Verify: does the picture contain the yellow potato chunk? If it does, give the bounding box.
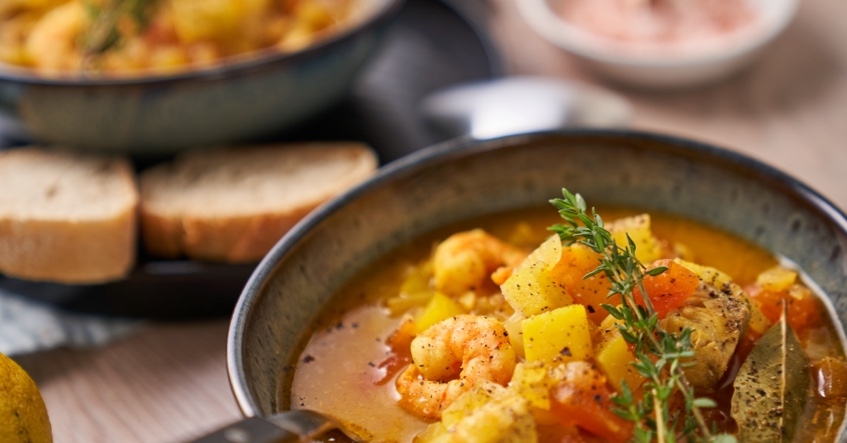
[502,235,573,317]
[607,214,663,264]
[756,266,798,292]
[595,332,644,394]
[414,292,466,333]
[510,362,552,411]
[170,0,271,43]
[502,313,526,359]
[522,305,592,363]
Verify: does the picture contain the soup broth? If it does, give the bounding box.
[288,206,847,442]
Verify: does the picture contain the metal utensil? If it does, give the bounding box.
[188,409,361,443]
[420,76,631,140]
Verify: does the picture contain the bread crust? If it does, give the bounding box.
[0,148,138,283]
[139,142,377,263]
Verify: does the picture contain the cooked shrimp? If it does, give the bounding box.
[395,315,517,419]
[24,1,84,70]
[433,229,527,297]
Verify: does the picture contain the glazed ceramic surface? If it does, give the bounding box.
[0,0,402,154]
[227,130,847,436]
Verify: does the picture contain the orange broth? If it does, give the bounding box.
[287,206,847,442]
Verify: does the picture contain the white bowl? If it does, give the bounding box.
[518,0,798,89]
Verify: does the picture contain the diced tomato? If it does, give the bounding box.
[746,283,821,335]
[550,244,616,324]
[633,259,699,319]
[547,363,633,443]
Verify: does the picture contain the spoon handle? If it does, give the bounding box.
[188,409,352,443]
[188,416,299,443]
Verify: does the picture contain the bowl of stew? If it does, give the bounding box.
[228,130,847,442]
[0,0,403,153]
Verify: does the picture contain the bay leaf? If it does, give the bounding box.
[731,313,810,442]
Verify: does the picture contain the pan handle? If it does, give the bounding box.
[188,409,353,443]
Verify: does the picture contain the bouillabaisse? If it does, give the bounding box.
[289,195,847,442]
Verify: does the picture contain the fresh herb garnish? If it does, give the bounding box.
[80,0,156,68]
[549,188,734,443]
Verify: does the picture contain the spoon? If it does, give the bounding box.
[420,76,631,140]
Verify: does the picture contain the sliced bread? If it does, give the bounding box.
[0,147,138,284]
[139,142,378,263]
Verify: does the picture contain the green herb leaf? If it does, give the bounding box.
[549,188,713,442]
[80,0,157,68]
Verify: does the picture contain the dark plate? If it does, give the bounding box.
[0,0,500,319]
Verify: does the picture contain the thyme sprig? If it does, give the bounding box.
[80,0,156,68]
[548,189,732,443]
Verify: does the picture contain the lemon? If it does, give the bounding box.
[0,352,52,443]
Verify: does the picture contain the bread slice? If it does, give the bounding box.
[0,147,138,284]
[139,142,378,263]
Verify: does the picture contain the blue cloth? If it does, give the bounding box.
[0,289,142,356]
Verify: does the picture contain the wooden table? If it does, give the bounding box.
[15,1,847,441]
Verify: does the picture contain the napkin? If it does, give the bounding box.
[0,288,142,356]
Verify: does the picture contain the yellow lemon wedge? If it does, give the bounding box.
[0,352,52,443]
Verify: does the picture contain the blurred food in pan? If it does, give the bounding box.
[0,0,370,75]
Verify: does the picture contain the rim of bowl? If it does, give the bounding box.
[517,0,799,68]
[0,0,405,87]
[226,128,847,418]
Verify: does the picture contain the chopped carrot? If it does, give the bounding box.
[746,282,821,335]
[549,243,615,324]
[547,363,633,443]
[633,259,699,318]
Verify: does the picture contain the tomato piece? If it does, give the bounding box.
[547,363,633,443]
[746,283,821,335]
[633,259,699,319]
[550,243,615,324]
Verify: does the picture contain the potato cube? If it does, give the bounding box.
[510,362,552,410]
[171,0,271,42]
[522,305,593,363]
[595,333,644,394]
[502,235,573,317]
[607,214,663,264]
[503,313,526,359]
[415,292,465,333]
[756,266,798,292]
